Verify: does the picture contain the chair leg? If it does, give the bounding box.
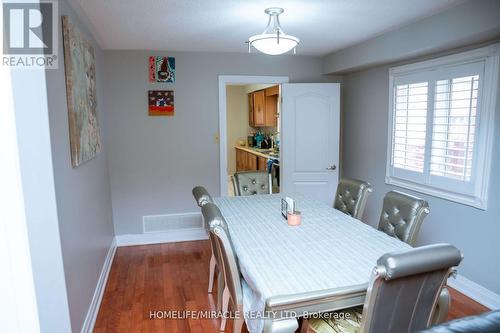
[300,319,312,333]
[217,270,224,311]
[233,304,244,333]
[220,287,230,331]
[208,254,216,293]
[234,318,244,333]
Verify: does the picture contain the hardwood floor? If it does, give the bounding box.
[94,240,489,332]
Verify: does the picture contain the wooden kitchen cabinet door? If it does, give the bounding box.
[246,153,257,171]
[248,93,255,127]
[236,149,246,172]
[252,90,265,126]
[264,95,278,127]
[265,85,279,96]
[257,156,267,171]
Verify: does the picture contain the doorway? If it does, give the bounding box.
[218,76,289,196]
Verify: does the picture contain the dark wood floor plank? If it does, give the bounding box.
[94,240,490,332]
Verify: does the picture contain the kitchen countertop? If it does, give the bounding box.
[234,146,280,162]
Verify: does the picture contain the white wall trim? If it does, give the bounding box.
[448,274,500,310]
[81,238,117,333]
[115,228,208,247]
[218,75,289,196]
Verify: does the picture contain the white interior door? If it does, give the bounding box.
[281,83,340,205]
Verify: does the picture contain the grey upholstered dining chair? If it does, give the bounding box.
[232,171,272,196]
[192,186,218,294]
[301,243,463,333]
[192,186,213,207]
[333,178,372,220]
[377,190,430,246]
[376,190,448,325]
[202,203,245,333]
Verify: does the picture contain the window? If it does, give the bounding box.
[386,45,499,209]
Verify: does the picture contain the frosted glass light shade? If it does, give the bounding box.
[249,33,299,55]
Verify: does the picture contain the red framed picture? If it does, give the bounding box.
[148,90,174,116]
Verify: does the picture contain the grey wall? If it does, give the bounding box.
[341,56,500,295]
[323,0,500,74]
[45,0,115,331]
[102,51,336,235]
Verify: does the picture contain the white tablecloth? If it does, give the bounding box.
[214,194,411,333]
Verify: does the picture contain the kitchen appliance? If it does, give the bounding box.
[261,136,271,149]
[248,135,255,147]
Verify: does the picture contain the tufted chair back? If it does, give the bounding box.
[378,191,429,246]
[360,244,462,333]
[333,178,372,220]
[233,171,272,196]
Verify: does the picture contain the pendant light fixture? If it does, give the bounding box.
[247,8,299,55]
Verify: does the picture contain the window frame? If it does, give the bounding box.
[386,44,499,210]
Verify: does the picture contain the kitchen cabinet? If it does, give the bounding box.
[236,148,268,172]
[248,93,255,127]
[252,90,266,126]
[248,85,278,127]
[257,156,267,171]
[265,85,279,96]
[236,148,246,171]
[246,153,257,171]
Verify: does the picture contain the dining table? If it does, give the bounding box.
[213,193,411,333]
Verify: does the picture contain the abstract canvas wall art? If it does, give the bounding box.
[148,90,175,116]
[62,16,101,167]
[149,56,175,83]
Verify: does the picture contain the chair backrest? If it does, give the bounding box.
[360,244,463,333]
[203,204,243,308]
[334,178,372,220]
[233,171,271,196]
[201,202,229,233]
[201,203,229,277]
[192,186,213,207]
[378,191,429,246]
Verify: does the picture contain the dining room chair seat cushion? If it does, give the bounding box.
[306,306,363,333]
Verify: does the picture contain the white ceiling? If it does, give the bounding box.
[69,0,467,56]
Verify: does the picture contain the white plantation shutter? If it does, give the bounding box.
[430,75,478,181]
[386,46,498,209]
[392,82,428,173]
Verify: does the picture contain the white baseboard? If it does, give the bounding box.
[81,237,117,333]
[448,274,500,310]
[115,227,208,247]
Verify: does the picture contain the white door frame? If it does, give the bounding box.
[1,58,72,332]
[218,75,289,196]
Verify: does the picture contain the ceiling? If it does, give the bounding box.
[69,0,467,56]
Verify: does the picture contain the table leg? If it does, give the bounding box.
[263,317,299,333]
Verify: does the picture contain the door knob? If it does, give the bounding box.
[326,165,337,170]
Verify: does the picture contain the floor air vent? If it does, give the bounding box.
[143,212,203,233]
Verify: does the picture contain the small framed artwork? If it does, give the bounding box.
[148,90,174,116]
[149,56,175,83]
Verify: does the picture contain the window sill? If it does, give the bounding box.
[385,176,487,210]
